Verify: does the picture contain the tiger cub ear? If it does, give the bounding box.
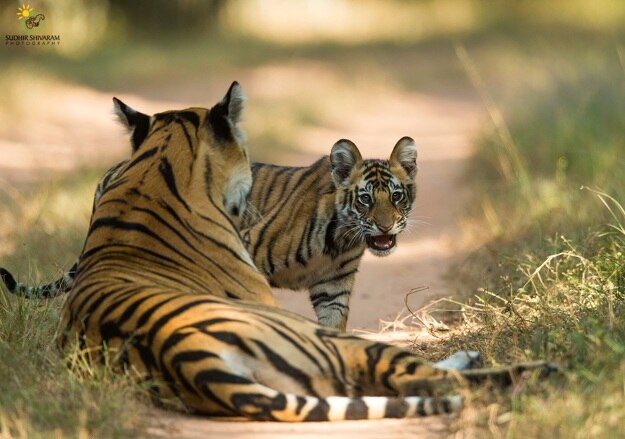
[208,81,246,143]
[112,97,151,152]
[330,139,363,187]
[390,136,417,179]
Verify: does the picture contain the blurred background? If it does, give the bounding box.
[2,2,625,435]
[1,0,625,325]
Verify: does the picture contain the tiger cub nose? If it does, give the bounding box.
[377,223,393,233]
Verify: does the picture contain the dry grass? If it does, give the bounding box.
[0,170,154,438]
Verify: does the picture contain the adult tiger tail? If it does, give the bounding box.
[1,136,419,331]
[2,82,556,421]
[0,160,127,299]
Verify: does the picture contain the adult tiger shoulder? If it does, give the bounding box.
[57,83,277,308]
[242,137,417,329]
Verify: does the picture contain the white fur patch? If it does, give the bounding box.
[325,396,350,420]
[224,163,252,215]
[433,351,480,370]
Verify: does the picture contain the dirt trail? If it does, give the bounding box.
[1,76,481,438]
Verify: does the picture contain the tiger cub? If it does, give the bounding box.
[244,138,417,329]
[2,83,554,421]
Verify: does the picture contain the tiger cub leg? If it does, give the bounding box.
[309,274,356,330]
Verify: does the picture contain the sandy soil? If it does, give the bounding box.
[0,75,481,438]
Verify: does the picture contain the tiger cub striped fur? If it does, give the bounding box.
[1,138,416,330]
[2,83,555,421]
[244,138,417,329]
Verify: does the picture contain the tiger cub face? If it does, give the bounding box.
[330,137,417,256]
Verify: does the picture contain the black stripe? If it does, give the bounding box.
[265,232,279,275]
[159,157,191,212]
[384,398,409,418]
[345,398,368,420]
[380,351,413,391]
[338,251,365,269]
[101,176,129,197]
[194,376,238,414]
[170,350,221,397]
[146,297,214,346]
[254,340,317,395]
[324,211,339,256]
[303,399,329,421]
[306,213,317,259]
[131,206,199,250]
[318,269,357,285]
[365,344,387,384]
[195,369,251,384]
[324,303,349,312]
[177,111,200,129]
[88,217,196,266]
[209,331,256,357]
[416,398,426,416]
[110,293,157,331]
[230,392,288,421]
[310,290,349,308]
[314,330,348,393]
[251,159,326,258]
[171,349,221,365]
[126,146,158,172]
[175,118,196,156]
[295,396,307,416]
[441,397,451,413]
[267,325,325,375]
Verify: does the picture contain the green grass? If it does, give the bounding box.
[436,46,625,437]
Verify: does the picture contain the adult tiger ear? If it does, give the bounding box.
[112,97,151,152]
[208,81,246,143]
[390,136,417,179]
[330,139,363,187]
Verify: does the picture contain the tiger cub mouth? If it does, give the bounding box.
[366,234,397,256]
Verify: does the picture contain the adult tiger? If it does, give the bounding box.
[2,131,417,331]
[2,83,555,421]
